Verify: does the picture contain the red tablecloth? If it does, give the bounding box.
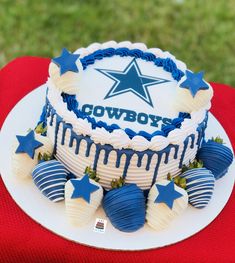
[0,57,235,263]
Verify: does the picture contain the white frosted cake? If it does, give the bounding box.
[13,41,233,233]
[44,41,213,191]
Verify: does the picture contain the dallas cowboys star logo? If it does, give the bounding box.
[96,59,170,107]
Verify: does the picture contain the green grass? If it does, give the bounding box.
[0,0,235,86]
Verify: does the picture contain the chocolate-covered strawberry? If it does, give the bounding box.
[32,155,69,202]
[177,160,215,209]
[146,179,188,231]
[197,136,233,180]
[65,167,103,226]
[103,177,146,233]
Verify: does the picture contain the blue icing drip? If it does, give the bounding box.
[103,147,111,165]
[197,140,233,180]
[52,114,63,155]
[180,168,215,209]
[61,123,72,145]
[32,160,68,202]
[103,184,146,232]
[85,138,93,157]
[146,153,154,171]
[93,144,102,171]
[179,134,195,168]
[122,152,133,178]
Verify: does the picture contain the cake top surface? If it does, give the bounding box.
[47,41,213,143]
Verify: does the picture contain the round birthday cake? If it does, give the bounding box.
[12,41,233,232]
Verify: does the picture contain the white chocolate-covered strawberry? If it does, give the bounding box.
[146,180,188,231]
[65,168,103,226]
[12,130,53,179]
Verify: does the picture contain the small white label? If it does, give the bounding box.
[93,218,107,233]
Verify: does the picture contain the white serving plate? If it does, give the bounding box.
[0,85,234,250]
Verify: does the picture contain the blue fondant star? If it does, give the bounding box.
[155,181,183,209]
[96,59,170,108]
[180,70,209,97]
[15,130,43,159]
[52,48,80,75]
[70,175,99,203]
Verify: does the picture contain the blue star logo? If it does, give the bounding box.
[15,130,44,159]
[96,59,170,107]
[52,48,80,76]
[180,70,209,97]
[70,175,100,203]
[155,181,183,209]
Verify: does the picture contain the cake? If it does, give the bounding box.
[43,41,213,191]
[12,41,233,233]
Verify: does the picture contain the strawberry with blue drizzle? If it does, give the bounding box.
[103,177,146,233]
[197,136,233,180]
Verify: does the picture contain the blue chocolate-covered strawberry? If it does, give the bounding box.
[32,154,69,202]
[176,160,215,209]
[197,136,233,180]
[103,177,146,232]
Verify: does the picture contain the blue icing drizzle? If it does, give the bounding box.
[102,184,146,232]
[46,100,207,189]
[32,160,68,202]
[197,140,233,180]
[178,134,195,168]
[180,168,215,209]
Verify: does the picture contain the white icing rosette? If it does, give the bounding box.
[167,128,187,144]
[149,136,169,151]
[101,40,117,49]
[174,73,213,113]
[65,177,103,226]
[108,129,131,150]
[87,42,101,53]
[130,135,150,151]
[117,41,132,49]
[49,56,83,95]
[90,127,111,145]
[12,133,54,179]
[146,180,188,231]
[73,118,92,136]
[131,43,147,51]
